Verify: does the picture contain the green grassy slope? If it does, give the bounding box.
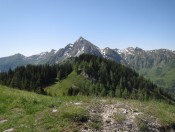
[0,85,61,131]
[1,85,175,131]
[46,70,90,96]
[139,66,175,88]
[0,85,91,132]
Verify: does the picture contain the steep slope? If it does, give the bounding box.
[100,47,124,63]
[47,37,102,64]
[71,37,102,57]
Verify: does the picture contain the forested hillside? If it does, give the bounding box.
[0,54,174,102]
[72,54,173,102]
[0,64,72,94]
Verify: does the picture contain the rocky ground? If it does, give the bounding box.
[1,100,175,132]
[80,100,170,132]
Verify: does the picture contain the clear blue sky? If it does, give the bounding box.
[0,0,175,57]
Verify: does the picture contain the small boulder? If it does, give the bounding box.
[0,120,7,124]
[106,119,112,123]
[52,109,58,113]
[3,128,14,132]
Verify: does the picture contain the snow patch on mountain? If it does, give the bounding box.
[75,46,85,57]
[116,48,135,55]
[79,37,83,41]
[100,49,106,56]
[69,44,73,47]
[146,49,174,54]
[116,49,123,54]
[64,51,71,57]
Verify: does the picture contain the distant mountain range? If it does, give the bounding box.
[0,37,175,89]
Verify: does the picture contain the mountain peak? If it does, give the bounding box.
[75,37,87,43]
[78,36,85,40]
[14,53,25,57]
[74,37,92,46]
[51,49,56,52]
[74,37,87,44]
[104,47,111,50]
[135,47,143,50]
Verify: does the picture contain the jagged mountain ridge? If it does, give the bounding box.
[0,37,174,89]
[0,37,125,71]
[116,47,175,69]
[47,37,103,64]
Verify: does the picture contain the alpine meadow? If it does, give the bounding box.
[1,0,175,132]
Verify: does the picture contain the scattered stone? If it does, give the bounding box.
[84,126,88,130]
[0,119,7,124]
[133,112,141,116]
[52,109,58,113]
[74,102,82,105]
[3,128,14,132]
[108,115,112,118]
[105,119,111,123]
[89,102,162,132]
[133,109,138,113]
[119,108,127,114]
[91,110,96,113]
[126,123,132,129]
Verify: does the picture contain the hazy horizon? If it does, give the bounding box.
[0,0,175,57]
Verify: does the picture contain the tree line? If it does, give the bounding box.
[0,53,174,103]
[69,54,174,102]
[0,63,72,94]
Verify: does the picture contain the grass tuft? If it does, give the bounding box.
[113,113,126,124]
